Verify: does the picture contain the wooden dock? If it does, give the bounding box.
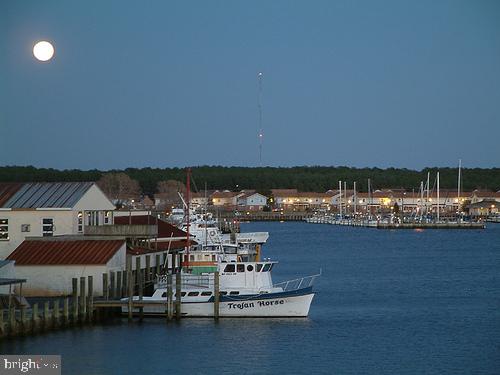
[0,253,223,339]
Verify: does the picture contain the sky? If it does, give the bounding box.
[1,0,499,170]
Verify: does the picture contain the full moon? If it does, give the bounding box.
[33,41,55,61]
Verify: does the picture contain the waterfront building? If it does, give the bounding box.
[211,191,244,210]
[237,191,268,211]
[271,189,336,211]
[0,182,115,259]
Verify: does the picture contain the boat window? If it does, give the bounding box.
[269,264,274,271]
[237,264,245,273]
[188,291,199,297]
[174,292,187,297]
[224,264,235,272]
[212,255,216,261]
[220,291,228,296]
[190,255,195,261]
[161,292,167,298]
[256,263,263,272]
[247,265,254,272]
[229,291,240,295]
[263,263,271,272]
[201,291,212,296]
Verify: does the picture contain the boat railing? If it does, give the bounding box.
[156,274,214,289]
[273,271,321,292]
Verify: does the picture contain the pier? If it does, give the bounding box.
[0,254,222,339]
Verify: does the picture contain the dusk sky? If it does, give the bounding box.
[1,0,499,170]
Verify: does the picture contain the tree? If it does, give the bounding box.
[97,173,141,202]
[156,180,187,209]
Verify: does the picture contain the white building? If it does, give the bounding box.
[237,192,268,211]
[7,237,127,296]
[0,182,115,259]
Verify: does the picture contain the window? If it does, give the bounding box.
[42,218,54,237]
[104,211,112,224]
[256,263,263,272]
[201,291,212,296]
[237,264,245,273]
[21,224,30,233]
[77,212,83,233]
[0,219,8,240]
[229,291,240,295]
[247,265,254,272]
[187,291,199,297]
[224,264,235,273]
[220,291,228,296]
[174,292,187,297]
[161,292,167,298]
[263,263,271,272]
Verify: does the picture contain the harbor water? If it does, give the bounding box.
[1,222,499,374]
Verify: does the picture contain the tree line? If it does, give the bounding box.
[0,165,499,196]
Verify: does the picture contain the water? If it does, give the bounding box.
[1,222,499,374]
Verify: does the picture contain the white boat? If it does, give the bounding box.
[122,247,319,317]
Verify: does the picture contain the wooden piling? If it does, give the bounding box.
[167,273,173,321]
[32,303,39,333]
[122,270,127,298]
[9,306,16,335]
[80,277,86,322]
[20,305,27,334]
[88,276,94,322]
[175,257,182,319]
[63,298,69,326]
[214,271,220,320]
[43,301,50,330]
[110,271,116,300]
[127,255,133,321]
[103,273,109,300]
[116,271,122,298]
[0,309,4,336]
[155,254,161,278]
[53,300,60,328]
[137,257,144,320]
[72,278,78,323]
[145,255,151,283]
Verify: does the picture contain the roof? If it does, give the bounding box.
[127,240,194,255]
[0,183,24,207]
[114,215,187,238]
[7,239,125,265]
[0,182,94,209]
[468,200,500,209]
[271,189,298,197]
[211,191,242,199]
[0,260,13,269]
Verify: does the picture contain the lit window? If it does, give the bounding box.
[77,212,83,233]
[0,219,9,240]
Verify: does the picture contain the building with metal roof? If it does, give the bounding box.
[0,182,115,260]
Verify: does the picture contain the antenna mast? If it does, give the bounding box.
[258,72,264,166]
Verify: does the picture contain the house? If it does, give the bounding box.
[467,200,500,216]
[190,192,211,209]
[0,182,115,259]
[271,189,335,211]
[237,191,268,211]
[210,191,243,209]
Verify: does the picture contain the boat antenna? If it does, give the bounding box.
[186,167,191,271]
[258,71,264,166]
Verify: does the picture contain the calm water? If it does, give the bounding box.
[1,222,500,374]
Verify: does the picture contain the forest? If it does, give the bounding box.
[0,165,499,196]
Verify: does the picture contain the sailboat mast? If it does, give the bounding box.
[186,168,191,270]
[338,180,342,217]
[457,159,462,214]
[437,171,440,222]
[426,172,430,216]
[258,72,264,166]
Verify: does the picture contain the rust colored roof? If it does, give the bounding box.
[114,215,187,238]
[211,191,242,199]
[7,239,125,265]
[127,240,195,255]
[0,183,24,207]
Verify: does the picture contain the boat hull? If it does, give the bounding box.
[122,291,315,317]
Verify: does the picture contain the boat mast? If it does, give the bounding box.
[437,171,440,222]
[368,178,372,219]
[258,72,264,166]
[338,180,342,217]
[353,181,357,217]
[457,159,462,216]
[186,167,191,271]
[426,172,430,216]
[344,181,347,216]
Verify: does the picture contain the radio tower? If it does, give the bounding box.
[258,72,263,166]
